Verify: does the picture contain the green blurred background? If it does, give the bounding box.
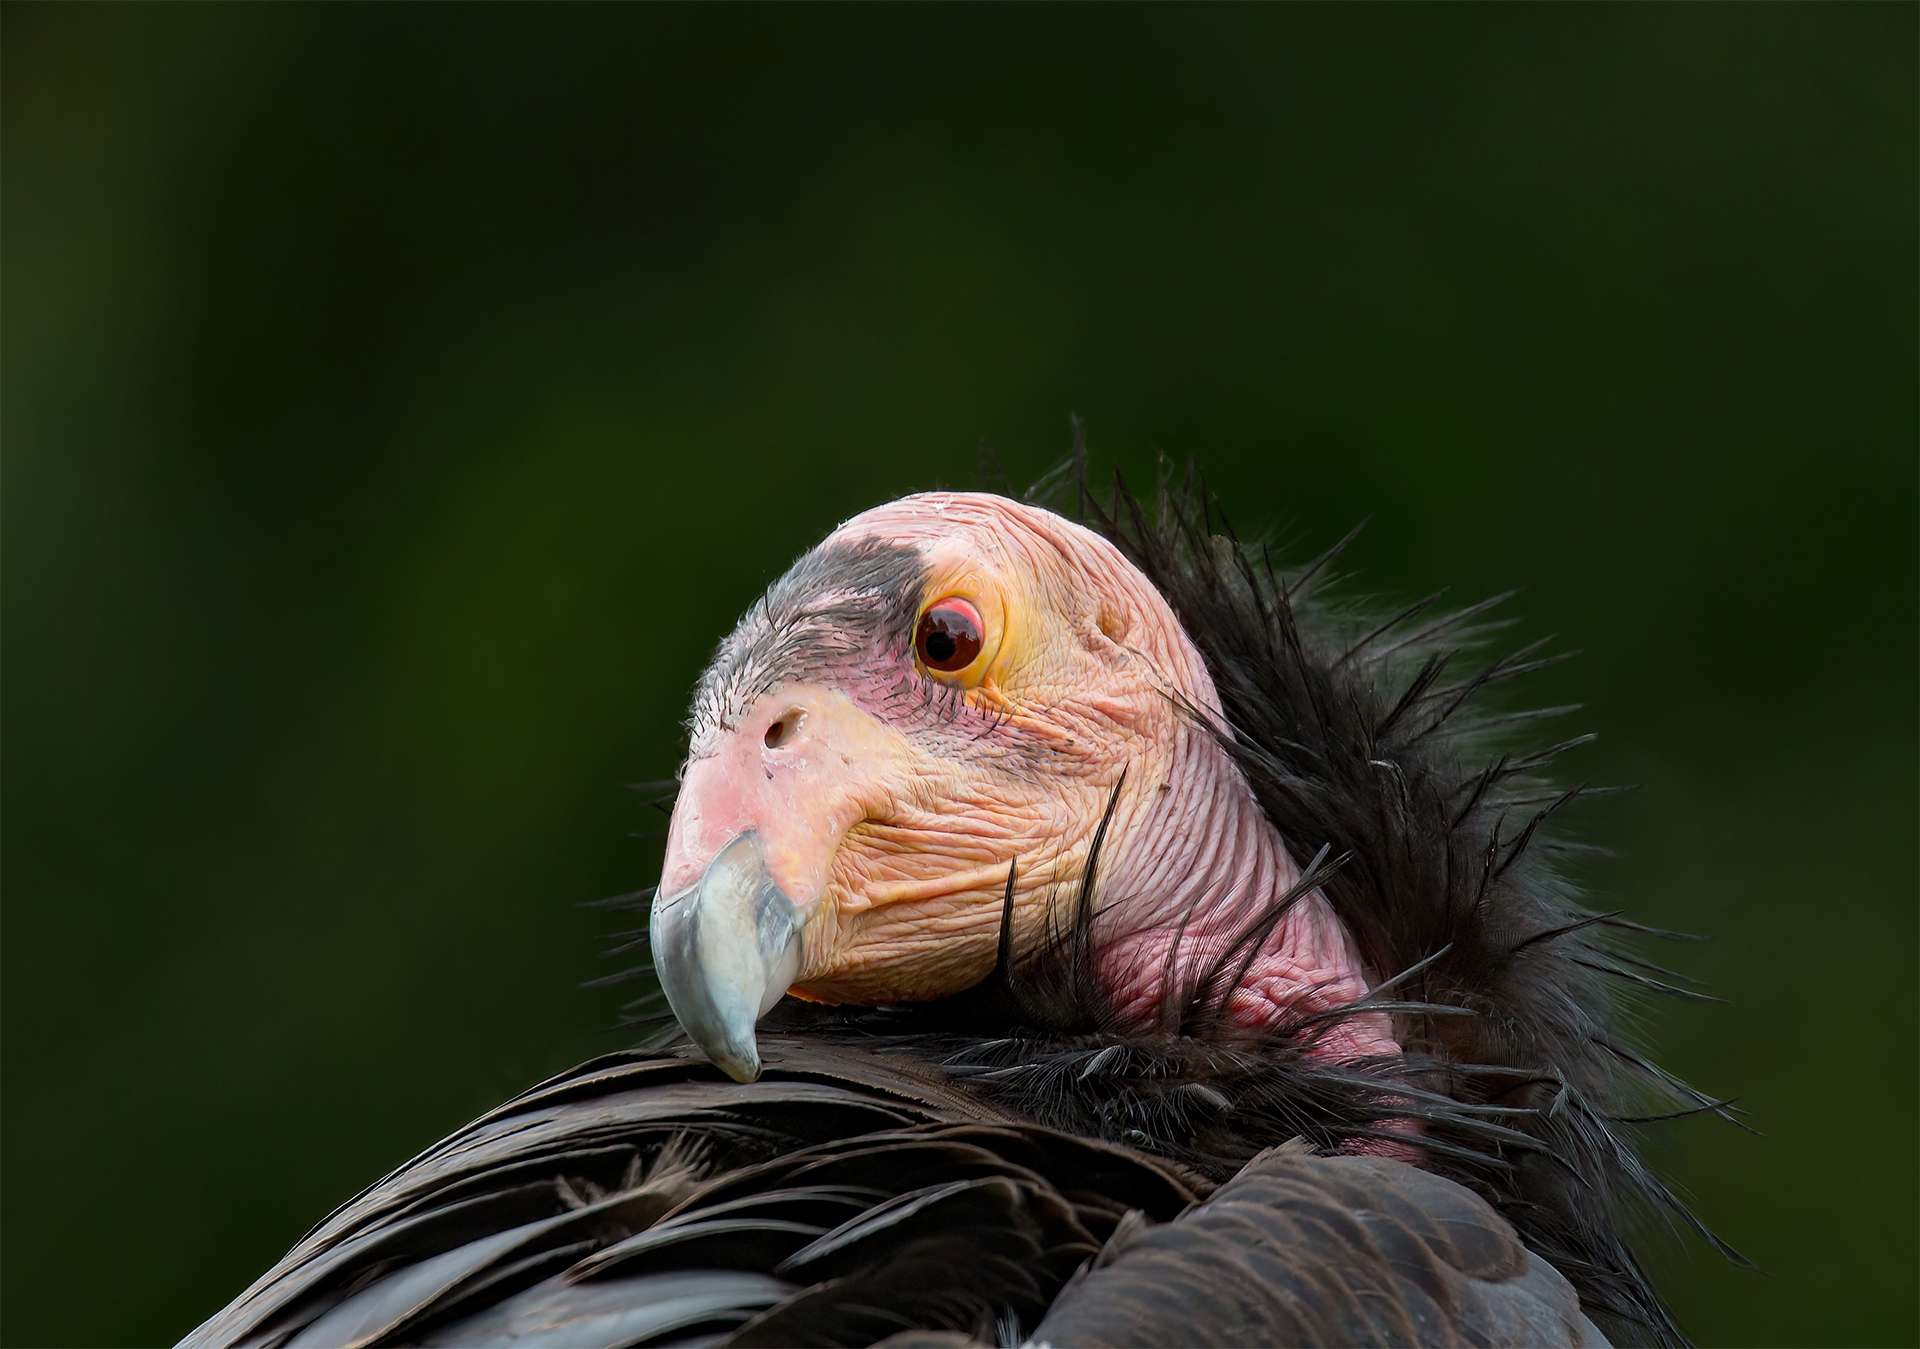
[3,6,1914,1346]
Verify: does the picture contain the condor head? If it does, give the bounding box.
[650,492,1387,1082]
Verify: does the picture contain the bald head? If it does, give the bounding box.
[687,493,1216,754]
[652,492,1386,1080]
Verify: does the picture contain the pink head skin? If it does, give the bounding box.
[654,493,1394,1079]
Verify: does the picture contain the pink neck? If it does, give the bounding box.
[1097,719,1397,1061]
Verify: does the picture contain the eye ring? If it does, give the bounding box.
[915,597,986,675]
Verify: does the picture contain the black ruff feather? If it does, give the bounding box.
[766,451,1741,1347]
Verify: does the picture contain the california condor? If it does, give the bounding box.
[183,461,1736,1348]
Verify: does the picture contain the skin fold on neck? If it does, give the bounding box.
[1092,654,1397,1062]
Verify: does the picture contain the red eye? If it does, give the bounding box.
[915,598,985,673]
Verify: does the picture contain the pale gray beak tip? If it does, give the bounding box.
[649,831,803,1084]
[711,1043,763,1084]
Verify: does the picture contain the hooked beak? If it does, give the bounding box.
[649,830,804,1082]
[649,684,910,1080]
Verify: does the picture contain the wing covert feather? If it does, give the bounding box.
[1031,1148,1609,1348]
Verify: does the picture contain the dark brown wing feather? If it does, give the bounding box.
[1031,1146,1608,1348]
[181,1040,1191,1349]
[183,1043,1605,1349]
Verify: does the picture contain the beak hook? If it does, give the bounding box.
[648,831,803,1082]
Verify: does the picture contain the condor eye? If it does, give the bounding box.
[915,598,985,674]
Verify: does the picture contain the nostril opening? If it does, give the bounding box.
[763,709,804,750]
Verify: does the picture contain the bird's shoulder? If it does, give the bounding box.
[1031,1146,1607,1348]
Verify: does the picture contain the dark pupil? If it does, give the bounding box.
[918,607,981,670]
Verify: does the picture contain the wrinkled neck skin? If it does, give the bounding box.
[1093,672,1398,1063]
